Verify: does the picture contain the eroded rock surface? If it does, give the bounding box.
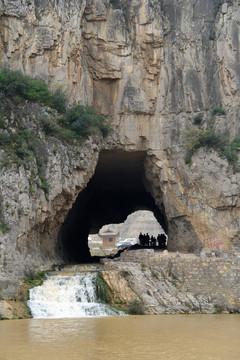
[101,250,240,314]
[0,103,101,298]
[0,0,240,299]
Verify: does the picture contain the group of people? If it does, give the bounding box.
[139,232,167,249]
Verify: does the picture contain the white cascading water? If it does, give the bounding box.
[27,272,123,319]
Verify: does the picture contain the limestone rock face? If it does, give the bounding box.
[1,0,240,298]
[0,103,101,299]
[100,270,139,304]
[0,300,31,319]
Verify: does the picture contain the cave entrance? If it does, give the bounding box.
[58,150,168,263]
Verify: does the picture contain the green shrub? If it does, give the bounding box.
[184,128,226,154]
[0,70,111,176]
[110,0,122,9]
[24,269,47,287]
[24,268,37,281]
[128,300,144,315]
[0,132,10,146]
[40,117,59,136]
[66,105,93,122]
[193,113,203,125]
[223,136,240,172]
[40,180,50,195]
[0,128,34,164]
[185,157,191,165]
[40,104,110,142]
[18,208,24,216]
[0,206,8,234]
[0,68,68,112]
[183,127,204,154]
[50,88,68,114]
[212,107,226,115]
[66,105,111,138]
[0,69,50,104]
[200,129,220,148]
[29,185,35,195]
[0,219,8,234]
[184,127,240,172]
[70,114,91,138]
[15,146,31,160]
[0,117,6,129]
[209,30,216,40]
[38,171,50,196]
[57,128,79,143]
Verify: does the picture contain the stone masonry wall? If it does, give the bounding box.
[151,257,240,311]
[102,250,240,314]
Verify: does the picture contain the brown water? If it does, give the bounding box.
[0,315,240,360]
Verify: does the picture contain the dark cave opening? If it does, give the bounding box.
[58,150,168,263]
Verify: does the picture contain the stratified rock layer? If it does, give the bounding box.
[0,0,240,299]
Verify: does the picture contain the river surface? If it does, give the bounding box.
[0,315,240,360]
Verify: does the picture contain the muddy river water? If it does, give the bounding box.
[0,315,240,360]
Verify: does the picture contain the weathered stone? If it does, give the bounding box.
[0,300,31,319]
[0,0,240,299]
[101,256,240,314]
[99,270,139,304]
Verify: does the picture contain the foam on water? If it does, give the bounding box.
[27,272,122,319]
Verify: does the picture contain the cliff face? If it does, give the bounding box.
[0,102,101,298]
[0,0,240,299]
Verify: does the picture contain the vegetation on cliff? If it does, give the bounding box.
[0,206,8,234]
[128,300,144,315]
[24,269,47,288]
[0,69,110,167]
[0,68,111,140]
[109,0,124,10]
[96,273,113,304]
[0,69,111,233]
[0,68,67,113]
[184,112,240,172]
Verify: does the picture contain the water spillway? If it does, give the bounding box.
[27,268,123,319]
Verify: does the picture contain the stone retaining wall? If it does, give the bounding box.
[106,250,240,312]
[151,257,240,310]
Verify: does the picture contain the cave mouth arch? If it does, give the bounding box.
[58,150,168,263]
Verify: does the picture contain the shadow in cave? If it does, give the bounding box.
[57,150,168,263]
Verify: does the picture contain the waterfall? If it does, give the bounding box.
[27,272,123,319]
